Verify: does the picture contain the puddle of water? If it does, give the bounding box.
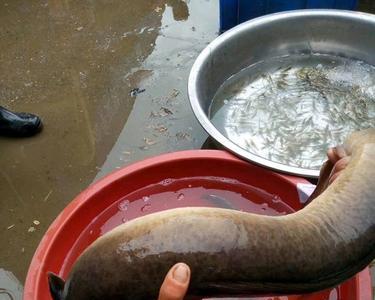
[0,269,23,300]
[94,0,218,178]
[0,0,217,283]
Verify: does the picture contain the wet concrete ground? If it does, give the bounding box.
[0,0,217,294]
[0,0,374,299]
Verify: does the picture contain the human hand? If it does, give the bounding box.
[306,145,350,204]
[158,263,191,300]
[326,145,350,185]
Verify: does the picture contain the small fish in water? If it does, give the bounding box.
[209,54,375,169]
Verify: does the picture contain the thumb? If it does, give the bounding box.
[158,263,190,300]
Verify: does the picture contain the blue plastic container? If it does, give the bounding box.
[220,0,359,32]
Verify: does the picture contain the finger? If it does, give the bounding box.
[333,156,350,173]
[328,170,343,185]
[327,148,337,163]
[307,145,349,205]
[328,156,351,185]
[158,263,190,300]
[306,159,334,204]
[327,145,347,164]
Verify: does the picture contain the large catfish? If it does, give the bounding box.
[49,129,375,300]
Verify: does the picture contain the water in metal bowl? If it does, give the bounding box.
[209,53,375,170]
[188,10,375,177]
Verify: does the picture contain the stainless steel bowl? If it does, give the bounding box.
[188,9,375,178]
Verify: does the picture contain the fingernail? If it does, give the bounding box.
[172,264,189,283]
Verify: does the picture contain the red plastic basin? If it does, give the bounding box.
[24,150,372,300]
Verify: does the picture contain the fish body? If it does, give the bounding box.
[49,129,375,300]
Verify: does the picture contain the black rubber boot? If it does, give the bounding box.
[0,106,43,137]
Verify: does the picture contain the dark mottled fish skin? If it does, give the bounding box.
[49,129,375,300]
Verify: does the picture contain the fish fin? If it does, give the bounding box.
[48,272,65,300]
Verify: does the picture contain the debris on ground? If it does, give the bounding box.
[130,88,146,97]
[7,224,15,230]
[150,107,174,118]
[176,132,191,140]
[171,89,180,98]
[33,220,40,226]
[154,125,168,133]
[43,190,52,202]
[160,107,173,116]
[149,111,158,118]
[167,89,180,101]
[154,6,162,13]
[144,138,157,145]
[28,227,36,233]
